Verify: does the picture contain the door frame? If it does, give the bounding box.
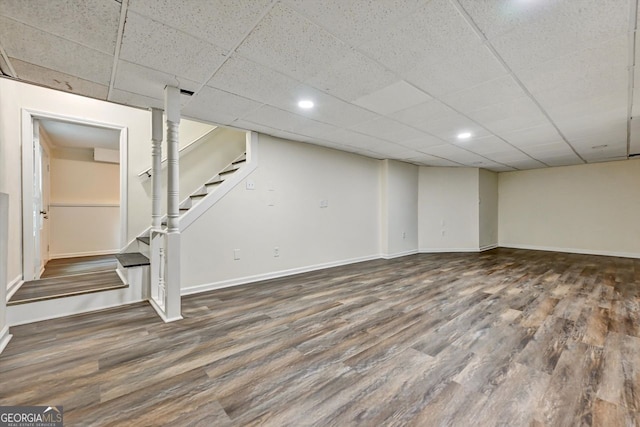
[21,109,129,281]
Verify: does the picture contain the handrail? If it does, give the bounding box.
[138,126,218,178]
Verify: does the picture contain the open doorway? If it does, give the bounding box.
[21,110,128,283]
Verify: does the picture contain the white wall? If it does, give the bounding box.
[419,167,479,252]
[181,134,381,292]
[479,169,498,250]
[49,146,120,257]
[0,193,11,353]
[0,78,150,285]
[380,159,419,257]
[499,159,640,257]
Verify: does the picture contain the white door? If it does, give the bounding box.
[32,120,43,279]
[40,145,50,270]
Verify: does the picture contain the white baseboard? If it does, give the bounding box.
[148,298,183,323]
[0,326,12,355]
[499,243,640,259]
[181,254,380,296]
[419,247,482,253]
[380,249,419,260]
[479,244,498,252]
[50,249,119,260]
[6,275,23,301]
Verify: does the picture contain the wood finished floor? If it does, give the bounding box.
[9,255,122,305]
[41,255,117,278]
[1,248,639,426]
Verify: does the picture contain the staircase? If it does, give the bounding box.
[130,151,247,258]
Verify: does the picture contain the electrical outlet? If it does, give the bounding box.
[234,249,241,260]
[274,246,279,257]
[246,180,255,190]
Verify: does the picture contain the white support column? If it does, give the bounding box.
[151,108,163,230]
[163,86,182,321]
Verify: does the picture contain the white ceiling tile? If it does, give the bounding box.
[305,49,398,102]
[417,111,492,143]
[518,36,628,100]
[236,3,350,81]
[391,100,457,132]
[402,135,448,151]
[207,55,302,106]
[490,0,629,72]
[109,88,164,110]
[577,143,628,161]
[485,150,535,164]
[10,58,108,99]
[500,124,565,147]
[183,86,264,125]
[554,108,627,143]
[240,105,332,136]
[0,0,120,54]
[349,117,426,144]
[440,75,527,114]
[128,0,274,51]
[114,60,200,101]
[315,127,389,148]
[403,45,507,97]
[420,144,491,165]
[466,96,549,135]
[459,0,566,40]
[120,11,228,83]
[506,159,548,170]
[352,80,431,115]
[406,154,462,167]
[541,156,584,167]
[0,16,113,84]
[452,135,516,155]
[274,85,378,128]
[358,0,482,73]
[521,142,575,157]
[283,0,423,46]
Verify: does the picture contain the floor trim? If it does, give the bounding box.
[499,243,640,259]
[6,275,23,301]
[381,249,419,260]
[181,254,380,296]
[50,250,119,260]
[148,298,183,323]
[0,326,12,355]
[420,247,482,253]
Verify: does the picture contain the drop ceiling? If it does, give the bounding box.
[1,0,638,171]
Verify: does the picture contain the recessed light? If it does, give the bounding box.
[457,132,472,139]
[298,100,314,109]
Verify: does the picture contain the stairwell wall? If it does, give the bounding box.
[181,134,381,293]
[0,78,150,287]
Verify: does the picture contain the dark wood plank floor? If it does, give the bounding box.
[41,255,117,278]
[1,248,639,426]
[8,255,123,305]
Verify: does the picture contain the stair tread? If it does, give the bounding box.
[137,236,150,245]
[191,191,208,197]
[115,252,150,268]
[206,179,223,186]
[232,158,247,165]
[219,169,237,176]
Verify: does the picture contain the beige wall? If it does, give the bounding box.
[380,159,419,257]
[498,159,640,257]
[49,147,120,258]
[0,78,150,285]
[51,147,119,203]
[419,167,479,251]
[181,134,381,292]
[479,169,498,249]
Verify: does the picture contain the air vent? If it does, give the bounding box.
[180,89,194,96]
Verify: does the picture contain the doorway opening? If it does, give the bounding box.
[20,110,128,285]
